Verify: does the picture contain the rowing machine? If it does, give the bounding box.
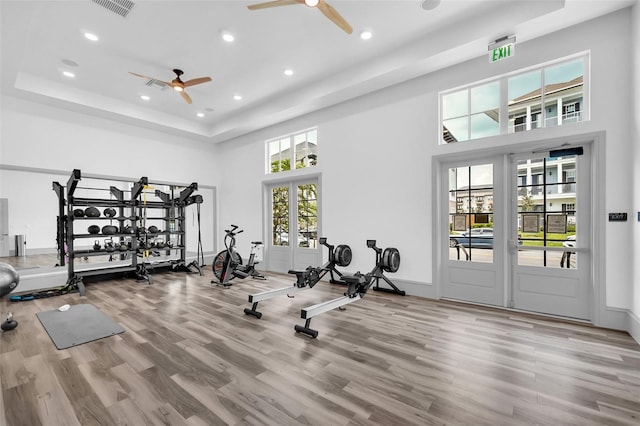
[243,238,351,318]
[294,239,404,338]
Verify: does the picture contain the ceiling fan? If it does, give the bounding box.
[129,69,212,104]
[247,0,353,34]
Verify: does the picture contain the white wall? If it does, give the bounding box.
[631,0,640,334]
[0,95,219,252]
[215,9,635,312]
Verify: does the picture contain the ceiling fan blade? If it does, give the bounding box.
[180,91,193,104]
[317,0,353,34]
[247,0,301,10]
[183,77,212,88]
[129,72,171,86]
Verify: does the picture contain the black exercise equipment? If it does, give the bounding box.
[211,225,266,287]
[103,207,116,217]
[88,225,100,234]
[0,263,20,331]
[101,225,117,235]
[295,239,405,338]
[243,237,351,319]
[84,206,100,217]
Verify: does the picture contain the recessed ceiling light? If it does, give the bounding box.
[360,30,373,40]
[222,32,235,42]
[62,71,75,78]
[84,32,99,42]
[305,0,319,7]
[284,69,294,76]
[197,113,205,118]
[140,95,150,101]
[233,94,242,100]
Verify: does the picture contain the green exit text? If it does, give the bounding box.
[490,43,514,62]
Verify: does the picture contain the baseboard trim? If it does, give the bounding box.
[628,310,640,345]
[378,278,436,299]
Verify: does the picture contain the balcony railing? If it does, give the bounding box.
[510,110,583,133]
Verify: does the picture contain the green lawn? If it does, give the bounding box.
[519,232,575,247]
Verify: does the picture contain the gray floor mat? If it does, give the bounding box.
[36,304,125,350]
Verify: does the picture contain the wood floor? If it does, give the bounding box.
[1,259,639,425]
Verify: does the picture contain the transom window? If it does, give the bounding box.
[266,128,317,174]
[440,54,588,144]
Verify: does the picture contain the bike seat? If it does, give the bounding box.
[341,273,366,284]
[251,241,263,245]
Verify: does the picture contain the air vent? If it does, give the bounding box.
[91,0,135,18]
[146,79,169,90]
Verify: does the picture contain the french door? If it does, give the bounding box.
[441,157,505,306]
[440,145,592,320]
[266,179,320,273]
[511,146,591,319]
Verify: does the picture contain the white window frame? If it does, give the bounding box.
[439,52,590,145]
[265,127,318,175]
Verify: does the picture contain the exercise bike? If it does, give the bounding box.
[212,225,266,287]
[243,237,352,318]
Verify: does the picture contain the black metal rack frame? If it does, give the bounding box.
[53,169,202,294]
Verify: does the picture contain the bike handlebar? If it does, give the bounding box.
[224,225,243,237]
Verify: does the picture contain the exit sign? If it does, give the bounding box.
[490,43,514,62]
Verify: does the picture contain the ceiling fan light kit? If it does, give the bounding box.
[129,68,212,104]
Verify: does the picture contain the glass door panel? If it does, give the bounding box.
[448,164,494,263]
[516,156,578,269]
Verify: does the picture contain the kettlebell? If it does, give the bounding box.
[103,207,117,218]
[166,240,173,248]
[102,225,117,235]
[85,206,100,218]
[119,242,128,252]
[124,225,134,234]
[105,239,115,252]
[138,239,146,249]
[88,225,100,235]
[73,209,85,217]
[156,240,165,249]
[148,225,159,234]
[93,240,101,251]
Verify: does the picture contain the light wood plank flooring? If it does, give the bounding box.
[1,258,639,425]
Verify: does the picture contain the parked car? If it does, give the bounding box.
[449,228,494,248]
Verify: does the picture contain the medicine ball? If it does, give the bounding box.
[101,225,117,235]
[87,225,100,235]
[148,225,159,234]
[85,206,100,218]
[334,245,352,267]
[73,209,85,218]
[103,207,116,218]
[0,263,20,298]
[381,248,400,273]
[119,242,128,252]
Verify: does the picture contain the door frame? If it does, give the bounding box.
[433,130,607,326]
[262,172,323,273]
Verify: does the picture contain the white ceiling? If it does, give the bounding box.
[1,0,635,144]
